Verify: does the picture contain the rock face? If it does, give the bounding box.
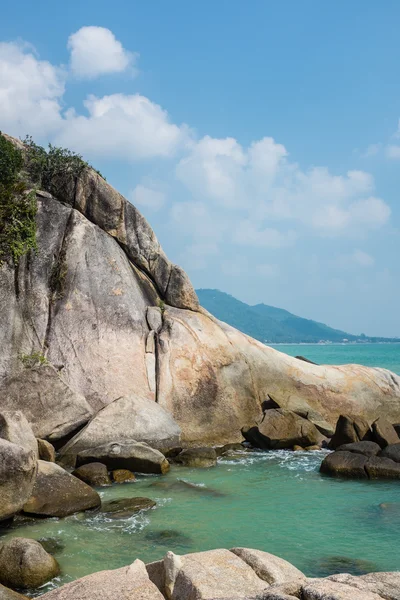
[23,461,101,517]
[0,439,37,521]
[75,441,170,474]
[39,559,164,600]
[242,409,322,450]
[0,538,59,590]
[1,133,400,447]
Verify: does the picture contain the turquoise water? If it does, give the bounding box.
[270,343,400,375]
[2,343,400,595]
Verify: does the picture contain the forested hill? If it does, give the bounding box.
[196,289,395,344]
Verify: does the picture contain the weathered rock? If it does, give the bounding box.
[262,579,304,600]
[215,443,246,457]
[76,441,170,474]
[302,579,385,599]
[336,441,381,457]
[372,418,400,448]
[23,460,101,517]
[329,415,371,450]
[320,451,368,478]
[0,439,37,521]
[101,497,156,519]
[111,469,136,483]
[37,439,56,462]
[175,447,217,468]
[379,443,400,463]
[163,549,267,600]
[39,559,164,600]
[0,584,29,600]
[243,409,322,450]
[365,456,400,479]
[305,445,321,451]
[230,548,304,585]
[72,463,111,487]
[0,538,59,590]
[328,572,400,600]
[0,411,38,459]
[146,560,165,595]
[60,395,181,464]
[147,307,163,333]
[0,366,93,442]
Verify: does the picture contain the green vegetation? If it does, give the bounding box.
[157,298,166,314]
[19,351,48,368]
[0,133,37,265]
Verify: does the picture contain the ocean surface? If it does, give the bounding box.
[2,343,400,595]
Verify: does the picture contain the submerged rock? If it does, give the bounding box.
[101,497,156,519]
[72,463,111,487]
[0,538,59,590]
[312,555,379,577]
[37,538,65,556]
[0,439,37,522]
[144,529,193,546]
[76,441,170,474]
[23,461,101,517]
[175,447,217,468]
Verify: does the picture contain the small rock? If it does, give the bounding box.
[72,463,112,487]
[175,447,217,468]
[111,469,136,483]
[320,451,368,478]
[336,441,381,457]
[23,461,101,518]
[305,445,320,451]
[372,417,400,448]
[37,439,56,463]
[0,538,59,590]
[215,443,245,457]
[101,497,156,519]
[146,306,163,332]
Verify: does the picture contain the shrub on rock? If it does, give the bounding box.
[0,538,59,590]
[23,461,100,517]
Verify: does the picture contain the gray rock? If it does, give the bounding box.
[0,538,59,590]
[175,447,217,468]
[365,456,400,479]
[37,439,56,462]
[59,395,181,465]
[372,418,400,448]
[243,409,322,450]
[0,411,38,459]
[328,572,400,600]
[147,307,163,333]
[230,548,304,585]
[302,579,385,599]
[76,441,170,474]
[379,443,400,463]
[0,439,37,521]
[146,330,156,353]
[336,441,381,457]
[39,559,164,600]
[320,451,368,478]
[23,460,101,517]
[0,584,29,600]
[72,463,111,487]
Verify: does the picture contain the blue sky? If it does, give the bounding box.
[1,1,399,336]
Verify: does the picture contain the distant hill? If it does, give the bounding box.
[196,289,395,344]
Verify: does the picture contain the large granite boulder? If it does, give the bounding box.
[329,415,372,450]
[0,411,38,459]
[163,549,267,600]
[230,548,305,585]
[336,441,381,457]
[23,461,101,517]
[0,439,37,521]
[320,451,368,478]
[371,417,400,448]
[242,409,322,450]
[75,441,170,474]
[59,395,181,464]
[364,456,400,479]
[0,538,59,590]
[39,559,164,600]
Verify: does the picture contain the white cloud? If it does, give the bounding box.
[334,249,375,269]
[56,93,191,159]
[352,249,375,267]
[386,145,400,159]
[0,41,65,137]
[68,26,137,79]
[131,184,166,211]
[233,220,296,248]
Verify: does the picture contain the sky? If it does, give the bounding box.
[1,0,399,337]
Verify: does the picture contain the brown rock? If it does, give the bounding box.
[111,469,136,483]
[0,583,29,600]
[329,415,371,450]
[372,417,400,448]
[379,443,400,463]
[37,439,56,462]
[175,447,217,468]
[76,441,170,474]
[336,441,381,457]
[243,409,322,450]
[0,538,59,590]
[328,571,400,599]
[365,456,400,479]
[23,461,101,517]
[320,451,368,478]
[72,463,111,487]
